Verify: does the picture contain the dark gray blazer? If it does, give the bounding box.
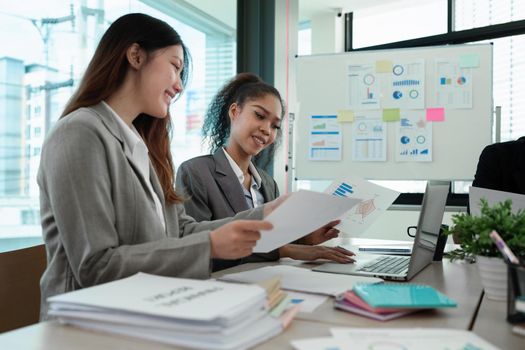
[473,137,525,194]
[37,103,262,319]
[176,150,280,271]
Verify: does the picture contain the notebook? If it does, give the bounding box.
[313,180,450,281]
[353,283,457,309]
[334,297,415,322]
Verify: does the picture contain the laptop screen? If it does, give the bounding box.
[407,181,450,279]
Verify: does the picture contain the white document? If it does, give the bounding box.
[308,115,342,161]
[351,112,387,162]
[469,186,525,216]
[395,110,433,162]
[254,190,361,253]
[324,176,400,237]
[48,272,265,323]
[292,337,350,350]
[330,328,499,350]
[220,265,381,296]
[435,59,473,109]
[384,59,426,109]
[286,291,328,313]
[347,64,381,110]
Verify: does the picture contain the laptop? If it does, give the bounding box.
[313,180,450,281]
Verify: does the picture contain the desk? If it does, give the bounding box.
[215,260,483,330]
[473,297,524,349]
[0,260,518,349]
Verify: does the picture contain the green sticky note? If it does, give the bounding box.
[376,60,393,73]
[337,110,354,122]
[383,108,400,122]
[459,54,480,68]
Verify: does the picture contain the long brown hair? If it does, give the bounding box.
[62,13,191,204]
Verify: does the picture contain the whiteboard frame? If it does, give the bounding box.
[294,44,493,181]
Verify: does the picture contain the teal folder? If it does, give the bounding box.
[353,283,457,309]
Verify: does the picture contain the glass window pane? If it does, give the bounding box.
[455,0,525,30]
[353,0,447,49]
[0,1,236,250]
[298,21,312,56]
[462,36,525,142]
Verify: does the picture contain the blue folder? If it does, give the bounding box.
[353,283,457,308]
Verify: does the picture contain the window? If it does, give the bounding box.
[0,1,236,249]
[353,0,447,49]
[298,21,312,56]
[455,2,525,141]
[454,0,525,30]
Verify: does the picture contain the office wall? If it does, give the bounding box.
[273,0,298,193]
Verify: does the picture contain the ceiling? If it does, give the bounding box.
[187,0,432,29]
[298,0,401,22]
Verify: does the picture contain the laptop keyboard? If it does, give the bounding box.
[357,256,410,275]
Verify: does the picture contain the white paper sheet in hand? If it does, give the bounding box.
[324,176,400,237]
[254,190,362,253]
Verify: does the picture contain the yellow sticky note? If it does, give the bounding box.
[337,110,354,122]
[383,108,400,122]
[376,60,393,73]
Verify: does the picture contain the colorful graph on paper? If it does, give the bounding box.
[324,176,400,237]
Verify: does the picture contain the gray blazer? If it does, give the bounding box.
[37,103,262,319]
[176,150,280,271]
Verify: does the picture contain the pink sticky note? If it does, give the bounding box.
[426,108,445,122]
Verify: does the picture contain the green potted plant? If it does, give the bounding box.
[446,198,525,300]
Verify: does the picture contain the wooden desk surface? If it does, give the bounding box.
[215,259,483,330]
[0,260,504,350]
[472,297,524,350]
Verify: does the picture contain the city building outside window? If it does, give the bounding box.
[0,0,236,249]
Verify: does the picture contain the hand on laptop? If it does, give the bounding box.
[279,244,355,263]
[299,220,341,245]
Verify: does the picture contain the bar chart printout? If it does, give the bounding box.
[309,115,342,161]
[324,176,400,237]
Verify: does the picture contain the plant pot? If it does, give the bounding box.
[476,255,507,301]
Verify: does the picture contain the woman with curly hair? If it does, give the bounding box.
[176,73,355,271]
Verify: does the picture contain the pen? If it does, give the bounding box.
[489,230,520,264]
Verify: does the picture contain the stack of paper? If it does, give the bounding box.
[47,273,293,350]
[334,283,457,321]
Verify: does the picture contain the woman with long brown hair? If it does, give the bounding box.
[37,13,275,319]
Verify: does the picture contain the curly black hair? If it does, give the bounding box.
[202,73,285,159]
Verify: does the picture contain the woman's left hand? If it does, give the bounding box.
[279,244,355,263]
[300,220,341,245]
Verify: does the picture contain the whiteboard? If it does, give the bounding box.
[294,44,493,181]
